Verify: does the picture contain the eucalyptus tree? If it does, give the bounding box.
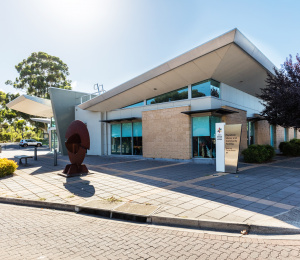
[5,52,72,99]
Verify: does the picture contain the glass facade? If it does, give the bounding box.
[247,121,255,146]
[111,124,121,154]
[146,86,188,105]
[121,123,132,155]
[122,101,144,109]
[295,128,297,138]
[192,79,220,98]
[111,122,142,155]
[192,116,221,158]
[133,122,143,155]
[50,130,58,152]
[270,125,275,147]
[120,78,221,109]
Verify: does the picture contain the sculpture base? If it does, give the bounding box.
[60,164,89,178]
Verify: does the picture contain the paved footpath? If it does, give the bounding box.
[1,145,300,230]
[1,204,300,260]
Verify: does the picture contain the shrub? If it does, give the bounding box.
[281,140,300,156]
[242,144,275,163]
[279,141,288,153]
[0,158,18,178]
[264,144,276,161]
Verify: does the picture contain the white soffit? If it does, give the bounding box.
[79,28,276,112]
[6,95,53,118]
[30,118,51,124]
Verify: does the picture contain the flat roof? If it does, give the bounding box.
[79,28,276,112]
[6,95,53,118]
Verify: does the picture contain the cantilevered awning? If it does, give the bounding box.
[181,108,238,115]
[79,28,276,112]
[247,116,265,122]
[6,95,53,118]
[30,118,51,124]
[100,117,141,123]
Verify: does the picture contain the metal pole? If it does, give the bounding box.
[54,149,57,166]
[34,147,37,160]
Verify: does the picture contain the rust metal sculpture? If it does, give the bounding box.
[63,120,90,177]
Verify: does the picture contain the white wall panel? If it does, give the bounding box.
[75,107,102,155]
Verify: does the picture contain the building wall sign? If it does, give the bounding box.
[224,124,242,173]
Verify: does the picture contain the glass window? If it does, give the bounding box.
[192,79,220,98]
[295,128,297,139]
[270,125,275,147]
[111,122,142,155]
[111,124,121,154]
[192,116,220,158]
[50,117,56,127]
[122,101,144,109]
[121,123,132,155]
[133,122,142,155]
[146,86,188,105]
[247,122,255,146]
[192,117,210,136]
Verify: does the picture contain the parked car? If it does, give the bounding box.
[19,139,42,147]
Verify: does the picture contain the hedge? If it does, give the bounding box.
[279,139,300,156]
[242,144,275,163]
[0,158,18,178]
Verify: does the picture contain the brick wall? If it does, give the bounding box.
[142,106,192,159]
[221,106,247,152]
[255,120,270,145]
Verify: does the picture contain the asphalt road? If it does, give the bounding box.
[0,204,299,260]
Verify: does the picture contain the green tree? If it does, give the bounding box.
[5,52,72,99]
[258,54,300,128]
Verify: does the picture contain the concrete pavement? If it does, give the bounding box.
[0,144,300,234]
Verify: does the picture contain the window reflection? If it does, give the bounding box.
[111,122,142,155]
[147,86,188,105]
[192,116,221,158]
[192,79,220,98]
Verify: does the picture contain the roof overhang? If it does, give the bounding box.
[30,118,51,124]
[100,117,141,123]
[6,95,53,118]
[181,108,238,116]
[79,28,276,113]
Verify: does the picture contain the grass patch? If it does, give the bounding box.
[106,196,122,203]
[39,198,46,201]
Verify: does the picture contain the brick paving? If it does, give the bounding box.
[0,144,300,227]
[1,203,300,260]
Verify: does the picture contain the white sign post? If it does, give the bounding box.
[216,123,225,172]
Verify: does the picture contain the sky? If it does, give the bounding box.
[1,0,299,95]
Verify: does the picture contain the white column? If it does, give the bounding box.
[216,122,225,172]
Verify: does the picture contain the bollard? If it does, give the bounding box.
[54,149,58,166]
[34,147,37,161]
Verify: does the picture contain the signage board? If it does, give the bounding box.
[224,124,242,173]
[215,123,225,172]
